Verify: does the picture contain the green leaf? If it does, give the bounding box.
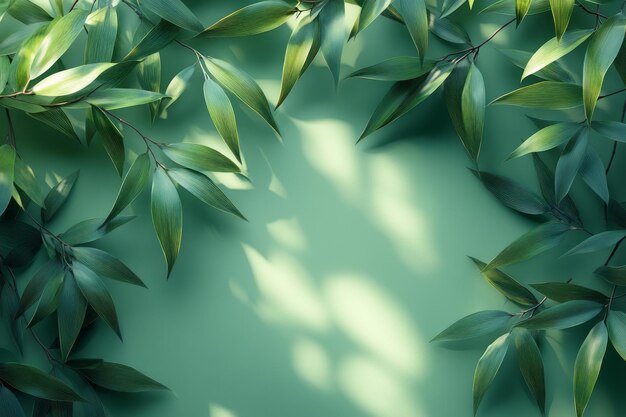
[319,0,346,85]
[0,220,42,268]
[139,0,203,32]
[92,106,125,176]
[501,48,574,82]
[124,20,180,61]
[583,14,626,121]
[530,282,607,303]
[0,363,82,401]
[72,261,121,338]
[461,62,485,160]
[470,257,538,306]
[168,168,245,220]
[162,143,240,173]
[615,36,626,86]
[203,77,241,162]
[30,9,90,80]
[58,274,87,360]
[136,53,161,121]
[491,81,582,109]
[199,1,295,37]
[564,230,626,256]
[441,0,467,18]
[16,261,62,317]
[548,0,573,40]
[473,333,510,415]
[0,144,16,215]
[85,6,118,64]
[204,57,280,135]
[32,63,116,96]
[78,362,168,392]
[574,321,607,417]
[595,265,626,286]
[471,170,548,215]
[485,221,571,270]
[507,122,582,160]
[515,0,532,24]
[523,29,593,80]
[7,0,51,24]
[519,300,602,330]
[444,60,470,148]
[579,145,609,203]
[607,310,626,360]
[277,16,318,107]
[0,55,9,92]
[432,310,512,342]
[555,127,588,202]
[103,152,151,224]
[0,386,25,417]
[26,269,64,327]
[42,170,79,223]
[399,0,427,60]
[347,56,434,81]
[159,64,196,118]
[72,246,146,288]
[82,88,166,110]
[591,120,626,142]
[151,168,182,277]
[28,109,79,142]
[356,0,393,34]
[512,328,545,414]
[428,13,471,45]
[13,158,45,207]
[60,216,135,245]
[12,23,48,91]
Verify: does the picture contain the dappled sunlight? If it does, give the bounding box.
[292,337,332,390]
[324,274,425,377]
[295,118,362,203]
[367,156,437,273]
[339,354,425,417]
[209,404,238,417]
[242,244,330,331]
[267,217,308,252]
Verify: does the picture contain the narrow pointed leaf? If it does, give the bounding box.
[104,153,151,224]
[92,106,125,176]
[136,53,161,121]
[82,88,166,110]
[0,144,16,215]
[583,14,626,121]
[60,216,135,245]
[591,120,626,142]
[13,159,45,208]
[555,128,588,202]
[461,62,485,160]
[32,63,116,96]
[595,265,626,286]
[432,310,512,342]
[441,0,467,18]
[162,143,240,173]
[607,310,626,360]
[124,20,179,61]
[429,13,471,45]
[470,257,538,306]
[564,230,626,256]
[72,261,121,338]
[28,109,79,142]
[574,322,607,417]
[579,145,609,203]
[58,274,87,360]
[73,247,146,288]
[85,6,118,63]
[523,30,593,80]
[501,48,574,82]
[42,170,79,223]
[399,0,428,60]
[320,0,346,85]
[473,333,510,415]
[347,56,434,81]
[199,1,295,37]
[159,64,195,117]
[508,122,582,160]
[513,328,545,415]
[0,386,25,417]
[16,261,62,317]
[168,168,245,220]
[485,221,571,270]
[151,168,182,277]
[139,0,203,32]
[203,77,240,161]
[26,270,64,327]
[519,300,602,330]
[491,81,582,109]
[77,361,167,392]
[0,364,82,401]
[471,170,548,215]
[356,0,393,34]
[549,0,573,40]
[531,282,607,303]
[516,0,532,24]
[444,60,470,147]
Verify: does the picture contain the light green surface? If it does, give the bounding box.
[9,2,626,417]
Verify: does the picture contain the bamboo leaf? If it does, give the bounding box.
[81,89,166,110]
[26,269,63,327]
[0,144,16,216]
[515,0,532,24]
[574,321,607,417]
[60,216,135,245]
[513,328,545,415]
[162,143,240,173]
[199,1,295,37]
[399,0,428,60]
[16,261,62,317]
[136,53,161,121]
[507,122,582,160]
[159,64,196,118]
[555,127,588,202]
[203,77,241,162]
[124,20,179,61]
[501,48,575,82]
[0,364,82,401]
[320,0,346,85]
[591,120,626,142]
[565,230,626,256]
[28,109,79,142]
[13,158,45,208]
[356,0,393,34]
[432,310,512,342]
[491,81,582,109]
[523,29,593,80]
[168,168,245,220]
[72,247,146,288]
[57,274,87,360]
[530,282,607,303]
[92,106,125,176]
[607,310,626,360]
[473,333,510,415]
[583,14,626,121]
[595,265,626,286]
[138,0,203,32]
[347,56,434,81]
[78,361,168,392]
[579,145,609,203]
[0,386,25,417]
[470,257,538,306]
[151,168,182,277]
[471,170,548,215]
[85,6,118,64]
[42,170,79,223]
[519,300,602,330]
[461,62,485,160]
[104,152,151,224]
[548,0,573,40]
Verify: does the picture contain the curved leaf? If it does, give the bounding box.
[574,321,607,417]
[432,310,512,342]
[491,81,582,108]
[519,300,602,330]
[0,386,25,417]
[151,168,182,277]
[103,152,151,224]
[513,328,545,415]
[82,88,166,110]
[548,0,573,40]
[159,64,196,118]
[32,63,116,96]
[124,20,179,61]
[523,29,593,80]
[72,247,146,288]
[473,333,510,415]
[0,144,16,215]
[204,77,240,162]
[555,127,588,202]
[58,274,87,360]
[607,310,626,360]
[530,282,607,303]
[42,170,79,223]
[565,230,626,256]
[515,0,532,24]
[471,170,548,215]
[0,364,82,401]
[199,1,295,37]
[136,53,162,121]
[78,361,168,392]
[461,62,485,160]
[347,56,434,81]
[138,0,203,32]
[26,269,64,327]
[85,6,118,64]
[162,143,240,173]
[356,0,393,34]
[507,122,582,160]
[320,0,346,85]
[579,145,609,203]
[92,106,125,176]
[595,264,626,286]
[60,216,135,245]
[500,48,574,82]
[399,0,427,60]
[470,257,538,306]
[13,158,45,208]
[16,261,61,317]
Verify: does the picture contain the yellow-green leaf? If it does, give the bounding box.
[548,0,573,40]
[574,321,607,417]
[523,29,593,80]
[461,62,485,160]
[198,1,295,37]
[203,77,240,162]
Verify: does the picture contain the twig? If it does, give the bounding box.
[438,18,515,63]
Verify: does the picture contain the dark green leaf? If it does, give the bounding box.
[136,53,161,121]
[555,127,588,202]
[507,122,582,160]
[565,230,626,256]
[0,285,23,353]
[0,363,82,401]
[399,0,427,60]
[473,333,510,415]
[27,109,79,142]
[0,144,16,215]
[574,321,607,417]
[470,257,538,306]
[16,261,61,318]
[72,261,121,338]
[72,246,146,288]
[591,120,626,142]
[139,0,203,32]
[203,77,240,162]
[320,0,346,85]
[103,152,151,224]
[491,81,582,109]
[26,269,64,327]
[595,265,626,286]
[461,62,485,160]
[432,310,512,342]
[151,168,182,277]
[0,386,25,417]
[0,220,42,267]
[168,168,245,220]
[124,20,179,61]
[162,143,240,173]
[13,158,45,208]
[42,171,79,223]
[81,88,166,110]
[347,56,434,81]
[530,282,607,303]
[92,106,125,176]
[512,328,545,415]
[471,170,548,215]
[607,310,626,360]
[579,145,608,203]
[444,60,470,148]
[356,0,393,34]
[428,13,471,45]
[441,0,468,18]
[78,362,168,392]
[58,274,87,361]
[199,1,295,37]
[60,216,135,245]
[519,300,602,329]
[485,221,571,270]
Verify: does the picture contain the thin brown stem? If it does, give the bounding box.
[599,88,626,100]
[438,18,515,63]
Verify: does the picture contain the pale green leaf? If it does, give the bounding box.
[139,0,203,32]
[574,322,607,417]
[85,6,118,63]
[162,143,240,173]
[136,53,161,121]
[347,56,434,81]
[501,48,575,82]
[549,0,573,40]
[203,77,240,162]
[507,122,582,159]
[320,0,346,84]
[607,310,626,360]
[159,64,195,118]
[13,158,45,207]
[523,29,593,80]
[356,0,393,34]
[491,81,582,109]
[470,257,538,306]
[399,0,428,60]
[32,63,116,96]
[199,1,295,37]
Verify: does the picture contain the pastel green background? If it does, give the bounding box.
[7,2,626,417]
